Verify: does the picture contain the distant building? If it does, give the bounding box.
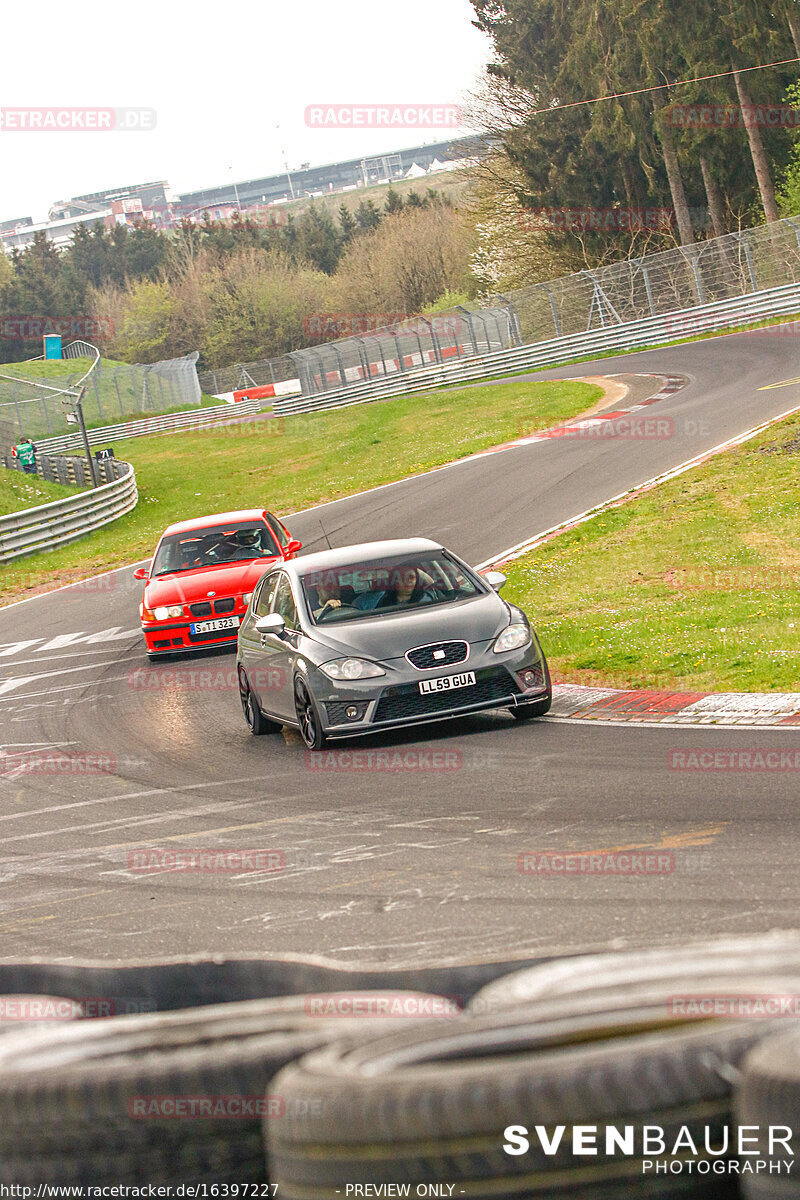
[0,139,489,253]
[174,136,485,215]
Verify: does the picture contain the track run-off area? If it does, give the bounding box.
[3,327,800,965]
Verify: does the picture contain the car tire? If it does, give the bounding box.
[0,992,444,1185]
[735,1028,800,1198]
[239,669,280,736]
[294,678,327,750]
[266,976,796,1198]
[468,931,800,1014]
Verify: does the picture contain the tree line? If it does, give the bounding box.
[468,0,800,247]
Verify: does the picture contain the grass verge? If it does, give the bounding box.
[0,470,83,517]
[0,376,601,603]
[502,413,800,693]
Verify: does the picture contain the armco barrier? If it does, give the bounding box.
[33,397,263,455]
[272,281,800,416]
[0,460,138,562]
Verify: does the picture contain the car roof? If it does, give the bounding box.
[161,509,274,537]
[283,538,443,576]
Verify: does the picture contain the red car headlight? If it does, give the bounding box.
[153,605,184,620]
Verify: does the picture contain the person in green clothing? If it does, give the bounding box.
[13,436,37,475]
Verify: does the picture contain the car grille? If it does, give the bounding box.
[214,598,236,614]
[325,701,370,726]
[374,669,519,725]
[406,640,468,670]
[189,602,213,617]
[188,627,239,643]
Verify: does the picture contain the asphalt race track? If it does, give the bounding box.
[3,328,800,964]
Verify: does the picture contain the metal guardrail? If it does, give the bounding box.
[34,397,263,455]
[0,459,138,563]
[273,281,800,416]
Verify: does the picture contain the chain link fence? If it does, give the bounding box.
[197,356,298,396]
[0,348,202,455]
[197,215,800,402]
[507,217,800,345]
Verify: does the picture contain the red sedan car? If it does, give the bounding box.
[133,509,302,660]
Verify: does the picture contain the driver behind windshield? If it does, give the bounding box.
[312,578,342,619]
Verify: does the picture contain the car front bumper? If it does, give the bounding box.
[306,641,551,740]
[142,619,242,655]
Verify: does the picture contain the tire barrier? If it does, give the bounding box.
[0,991,450,1185]
[267,976,800,1199]
[3,941,800,1193]
[468,931,800,1014]
[735,1030,800,1199]
[0,951,558,1014]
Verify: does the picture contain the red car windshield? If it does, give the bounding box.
[152,523,280,575]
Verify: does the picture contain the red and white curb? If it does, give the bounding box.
[549,683,800,728]
[468,373,686,458]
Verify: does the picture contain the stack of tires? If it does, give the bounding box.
[2,937,800,1196]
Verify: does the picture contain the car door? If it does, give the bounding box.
[240,571,280,710]
[263,573,302,719]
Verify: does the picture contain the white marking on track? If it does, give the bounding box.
[0,659,133,697]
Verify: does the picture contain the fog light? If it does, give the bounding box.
[518,666,543,691]
[346,705,359,720]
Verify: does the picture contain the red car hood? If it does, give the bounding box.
[144,558,279,608]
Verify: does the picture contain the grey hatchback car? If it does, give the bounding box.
[236,538,551,749]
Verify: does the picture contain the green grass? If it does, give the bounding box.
[502,415,800,693]
[0,470,83,517]
[0,376,600,602]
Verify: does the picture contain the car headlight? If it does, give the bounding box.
[493,622,532,654]
[319,658,385,680]
[153,605,183,621]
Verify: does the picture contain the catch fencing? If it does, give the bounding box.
[273,279,800,415]
[203,214,800,406]
[0,349,203,453]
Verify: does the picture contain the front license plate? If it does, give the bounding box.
[190,616,240,634]
[419,671,476,694]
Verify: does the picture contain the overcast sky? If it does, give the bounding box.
[0,0,492,223]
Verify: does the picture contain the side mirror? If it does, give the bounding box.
[133,567,150,581]
[255,613,285,637]
[285,538,302,556]
[483,570,507,592]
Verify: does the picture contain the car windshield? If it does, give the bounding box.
[300,551,484,623]
[152,522,280,575]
